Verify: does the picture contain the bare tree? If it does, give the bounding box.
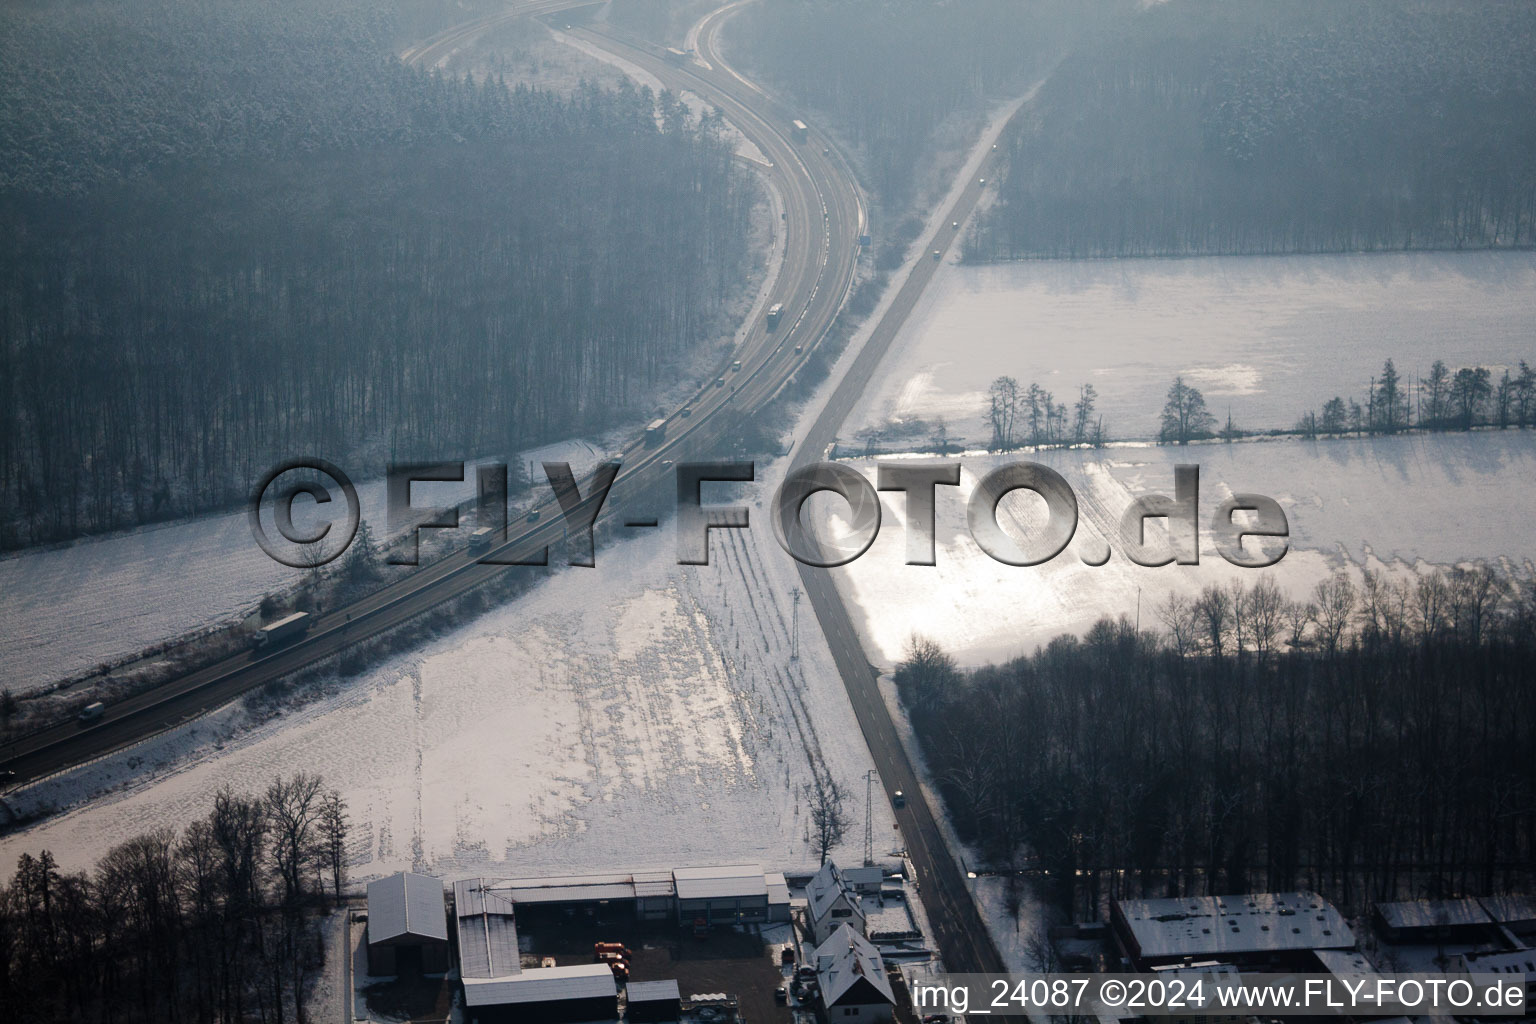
[895,633,959,712]
[1283,599,1313,650]
[265,773,325,908]
[805,775,853,866]
[318,790,349,907]
[1246,576,1284,663]
[1310,574,1357,657]
[1194,584,1232,658]
[1157,593,1198,657]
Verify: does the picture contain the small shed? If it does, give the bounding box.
[366,872,449,976]
[627,979,682,1023]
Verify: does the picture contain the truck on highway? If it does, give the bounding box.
[77,701,105,724]
[765,302,784,329]
[791,119,808,143]
[664,46,688,64]
[253,611,311,649]
[469,526,495,552]
[645,418,667,445]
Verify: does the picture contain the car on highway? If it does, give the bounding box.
[892,789,906,808]
[932,249,942,260]
[732,360,742,370]
[715,377,725,387]
[681,405,692,417]
[527,509,540,522]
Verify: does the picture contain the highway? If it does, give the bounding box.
[6,0,1012,978]
[1,1,861,789]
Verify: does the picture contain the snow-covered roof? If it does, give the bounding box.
[1451,949,1536,975]
[1150,961,1240,978]
[1314,949,1378,977]
[1115,892,1352,959]
[462,963,616,1008]
[813,924,894,1007]
[765,871,791,906]
[635,870,676,899]
[807,861,858,923]
[627,979,682,1004]
[672,864,768,901]
[456,876,517,918]
[455,878,520,980]
[366,872,447,945]
[1478,894,1536,927]
[475,865,777,907]
[843,866,884,889]
[1375,899,1491,931]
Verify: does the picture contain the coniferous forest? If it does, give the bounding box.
[969,0,1536,259]
[0,0,753,549]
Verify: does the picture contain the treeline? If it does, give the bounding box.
[0,0,753,548]
[1298,358,1536,438]
[0,774,348,1024]
[970,0,1536,259]
[896,567,1536,920]
[984,376,1103,450]
[729,0,1082,207]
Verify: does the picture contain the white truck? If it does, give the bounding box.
[253,611,311,649]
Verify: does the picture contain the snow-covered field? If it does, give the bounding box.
[0,471,892,880]
[0,441,614,693]
[823,431,1536,669]
[848,251,1536,445]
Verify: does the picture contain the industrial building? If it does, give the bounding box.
[1371,898,1496,945]
[810,923,895,1024]
[366,871,450,976]
[455,878,521,980]
[1110,892,1353,970]
[476,864,792,927]
[462,963,619,1024]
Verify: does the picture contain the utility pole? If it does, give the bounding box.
[790,587,802,661]
[863,768,877,866]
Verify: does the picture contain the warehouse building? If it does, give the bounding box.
[1371,898,1495,945]
[366,872,450,976]
[473,865,791,926]
[1110,892,1353,970]
[1479,894,1536,940]
[455,878,520,980]
[462,963,618,1024]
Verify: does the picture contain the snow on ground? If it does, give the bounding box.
[0,465,893,880]
[847,251,1536,445]
[0,440,615,693]
[821,430,1536,669]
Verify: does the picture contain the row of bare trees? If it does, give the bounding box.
[1298,358,1536,438]
[896,565,1536,922]
[986,377,1103,450]
[0,774,348,1024]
